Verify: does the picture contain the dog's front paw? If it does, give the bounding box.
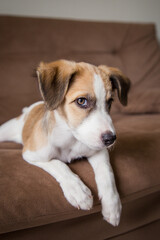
[102,194,122,227]
[60,176,93,210]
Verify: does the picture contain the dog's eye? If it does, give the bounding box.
[76,98,88,108]
[107,98,114,110]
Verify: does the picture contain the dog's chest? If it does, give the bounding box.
[57,141,94,163]
[49,134,94,163]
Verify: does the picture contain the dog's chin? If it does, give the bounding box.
[87,142,116,151]
[75,137,104,151]
[84,142,106,151]
[89,142,116,151]
[88,145,104,151]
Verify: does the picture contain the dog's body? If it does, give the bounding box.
[0,60,130,226]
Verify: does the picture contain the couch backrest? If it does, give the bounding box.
[0,16,160,123]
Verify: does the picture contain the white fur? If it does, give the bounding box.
[88,149,122,226]
[0,116,24,143]
[72,74,115,150]
[94,73,106,110]
[0,101,43,144]
[0,73,121,226]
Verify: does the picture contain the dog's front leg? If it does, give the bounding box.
[88,149,122,226]
[27,159,93,210]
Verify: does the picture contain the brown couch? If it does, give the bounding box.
[0,16,160,240]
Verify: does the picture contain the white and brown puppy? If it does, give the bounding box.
[0,60,130,226]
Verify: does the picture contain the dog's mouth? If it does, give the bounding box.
[106,141,116,150]
[85,139,116,151]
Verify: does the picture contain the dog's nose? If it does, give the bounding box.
[101,131,116,146]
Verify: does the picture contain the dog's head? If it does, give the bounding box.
[37,60,130,150]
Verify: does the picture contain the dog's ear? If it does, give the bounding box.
[37,60,76,110]
[98,66,131,106]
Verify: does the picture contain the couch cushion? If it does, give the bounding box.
[0,113,160,234]
[0,16,160,122]
[1,197,160,240]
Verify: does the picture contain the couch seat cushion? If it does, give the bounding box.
[0,113,160,234]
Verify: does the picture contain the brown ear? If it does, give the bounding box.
[37,60,76,110]
[98,66,131,106]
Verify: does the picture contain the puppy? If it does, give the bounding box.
[0,60,130,226]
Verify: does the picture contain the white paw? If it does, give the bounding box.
[60,175,93,210]
[101,194,122,226]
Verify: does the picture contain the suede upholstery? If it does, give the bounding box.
[0,16,160,239]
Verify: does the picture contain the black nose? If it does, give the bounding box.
[101,132,116,146]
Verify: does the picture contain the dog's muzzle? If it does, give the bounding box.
[101,131,116,147]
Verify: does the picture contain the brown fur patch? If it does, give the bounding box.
[59,63,97,128]
[22,103,54,152]
[37,60,76,110]
[98,65,130,105]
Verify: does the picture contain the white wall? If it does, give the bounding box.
[0,0,160,41]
